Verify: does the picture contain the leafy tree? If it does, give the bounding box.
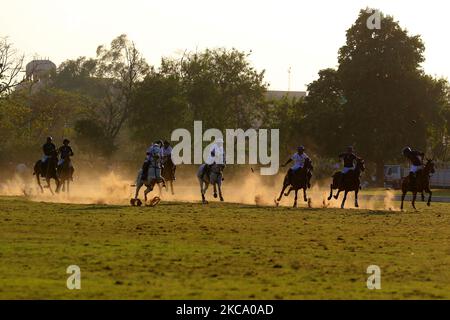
[162,48,267,130]
[305,9,449,184]
[129,71,190,149]
[303,68,346,157]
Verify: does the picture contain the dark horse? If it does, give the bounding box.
[57,154,74,193]
[276,158,313,208]
[400,159,435,210]
[328,158,365,208]
[33,150,61,194]
[161,157,176,195]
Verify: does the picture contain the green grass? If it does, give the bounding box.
[0,196,449,299]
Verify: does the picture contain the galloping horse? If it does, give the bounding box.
[275,158,313,208]
[400,159,435,210]
[161,156,176,195]
[131,146,166,206]
[197,163,225,204]
[57,154,74,193]
[328,158,365,208]
[33,150,61,194]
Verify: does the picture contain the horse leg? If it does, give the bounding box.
[327,184,334,201]
[170,180,174,195]
[334,189,341,200]
[293,189,298,208]
[412,192,417,210]
[341,191,348,209]
[218,182,224,202]
[277,183,289,202]
[354,189,359,208]
[303,188,307,202]
[284,187,293,196]
[213,183,218,198]
[400,191,406,211]
[36,174,43,193]
[426,187,432,207]
[144,187,151,203]
[200,180,209,204]
[421,192,425,202]
[46,178,54,195]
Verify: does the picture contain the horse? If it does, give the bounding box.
[57,155,74,193]
[275,158,313,208]
[161,156,176,195]
[328,158,365,209]
[130,146,166,206]
[197,163,225,204]
[400,159,435,210]
[33,150,61,194]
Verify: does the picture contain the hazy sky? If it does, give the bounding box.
[1,0,448,91]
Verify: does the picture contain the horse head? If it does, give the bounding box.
[356,158,365,172]
[425,158,435,174]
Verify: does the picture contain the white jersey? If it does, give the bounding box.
[291,152,309,170]
[146,144,163,161]
[206,144,225,165]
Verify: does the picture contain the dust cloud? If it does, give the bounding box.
[0,167,399,211]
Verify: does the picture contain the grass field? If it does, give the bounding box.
[0,196,449,299]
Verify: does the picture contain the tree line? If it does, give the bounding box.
[0,9,449,184]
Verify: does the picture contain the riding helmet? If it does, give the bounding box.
[402,146,412,155]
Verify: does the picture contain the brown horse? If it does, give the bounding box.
[57,154,74,193]
[276,158,313,208]
[33,150,61,194]
[328,158,365,209]
[400,159,435,210]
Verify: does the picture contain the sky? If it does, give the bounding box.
[1,0,449,91]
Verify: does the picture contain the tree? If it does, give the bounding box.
[129,71,190,149]
[0,37,24,97]
[94,34,150,145]
[303,68,346,157]
[162,48,267,130]
[54,35,151,158]
[261,96,306,159]
[335,9,447,184]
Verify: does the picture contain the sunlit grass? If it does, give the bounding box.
[0,196,449,299]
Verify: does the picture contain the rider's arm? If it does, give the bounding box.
[283,158,293,167]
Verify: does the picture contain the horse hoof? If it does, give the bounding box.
[334,196,339,200]
[355,204,359,208]
[220,197,224,202]
[213,193,218,198]
[130,199,136,206]
[284,193,289,196]
[327,196,332,201]
[136,199,142,207]
[427,203,431,207]
[304,198,307,202]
